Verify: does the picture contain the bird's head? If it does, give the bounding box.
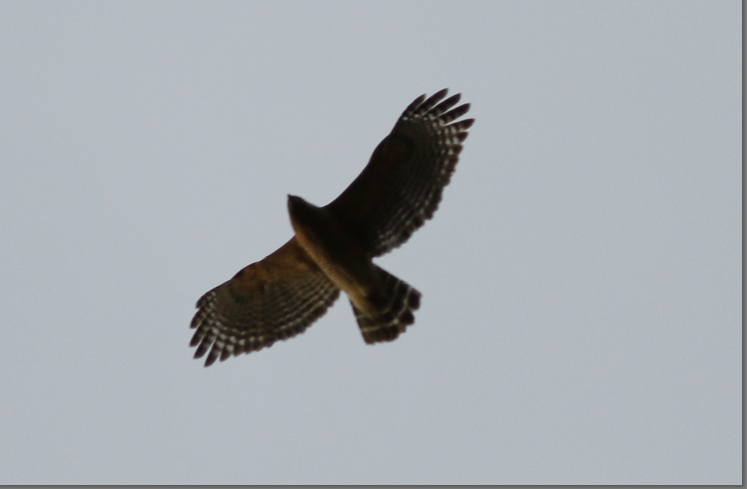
[287,194,310,217]
[287,194,322,231]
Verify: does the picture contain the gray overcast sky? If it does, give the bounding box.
[0,1,741,484]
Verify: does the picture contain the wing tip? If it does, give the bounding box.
[401,89,473,124]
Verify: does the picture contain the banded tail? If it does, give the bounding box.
[351,266,422,343]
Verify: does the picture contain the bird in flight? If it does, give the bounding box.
[190,89,474,366]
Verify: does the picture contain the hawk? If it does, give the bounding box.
[190,89,473,366]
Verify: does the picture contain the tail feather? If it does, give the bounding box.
[351,267,421,343]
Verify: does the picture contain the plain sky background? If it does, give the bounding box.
[0,1,741,484]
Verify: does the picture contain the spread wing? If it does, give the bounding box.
[326,89,474,257]
[190,238,340,366]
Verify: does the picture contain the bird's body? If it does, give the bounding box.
[190,89,473,366]
[287,195,381,313]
